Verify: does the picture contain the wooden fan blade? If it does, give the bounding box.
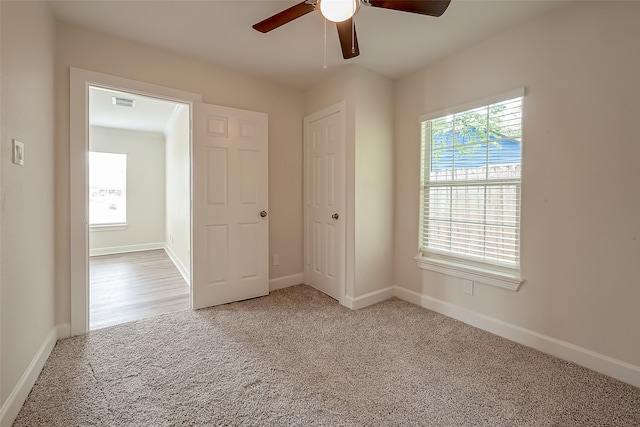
[336,18,360,59]
[367,0,451,17]
[253,1,316,33]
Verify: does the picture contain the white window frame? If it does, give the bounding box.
[415,88,525,291]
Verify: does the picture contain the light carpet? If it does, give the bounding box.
[14,285,640,426]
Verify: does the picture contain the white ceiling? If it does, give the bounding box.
[49,0,567,91]
[66,1,568,132]
[89,86,186,134]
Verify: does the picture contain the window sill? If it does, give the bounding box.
[414,253,523,291]
[90,223,128,232]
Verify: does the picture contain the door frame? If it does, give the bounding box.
[69,68,202,335]
[303,101,348,306]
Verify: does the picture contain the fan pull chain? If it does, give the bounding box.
[323,18,328,70]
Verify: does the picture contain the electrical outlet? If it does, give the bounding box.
[462,280,474,295]
[12,139,24,166]
[272,254,279,266]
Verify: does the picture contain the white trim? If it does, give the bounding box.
[70,67,202,336]
[343,286,395,310]
[89,223,128,232]
[415,254,523,291]
[89,242,165,257]
[269,273,304,291]
[0,328,57,427]
[56,323,71,339]
[419,87,525,122]
[304,100,347,123]
[393,286,640,389]
[164,245,190,284]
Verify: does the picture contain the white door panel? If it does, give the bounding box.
[192,103,269,309]
[304,105,345,301]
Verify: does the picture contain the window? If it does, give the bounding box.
[89,152,127,226]
[418,91,523,289]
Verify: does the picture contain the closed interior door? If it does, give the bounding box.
[304,104,346,301]
[192,102,269,309]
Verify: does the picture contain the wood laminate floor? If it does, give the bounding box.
[90,249,190,330]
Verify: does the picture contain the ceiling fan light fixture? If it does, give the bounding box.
[319,0,360,23]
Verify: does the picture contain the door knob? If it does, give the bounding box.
[260,211,268,218]
[331,213,339,220]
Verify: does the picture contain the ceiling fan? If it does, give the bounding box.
[252,0,452,59]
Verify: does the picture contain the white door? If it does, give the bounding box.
[303,104,346,301]
[192,103,269,309]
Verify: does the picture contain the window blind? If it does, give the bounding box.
[419,96,523,267]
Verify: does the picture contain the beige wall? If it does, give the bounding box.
[165,106,191,276]
[55,23,306,325]
[394,1,640,367]
[0,0,55,406]
[305,65,394,299]
[89,126,166,253]
[352,67,394,297]
[0,0,2,405]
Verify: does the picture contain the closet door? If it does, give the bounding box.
[303,103,346,301]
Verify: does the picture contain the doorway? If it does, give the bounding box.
[87,86,191,330]
[70,68,203,335]
[70,68,270,336]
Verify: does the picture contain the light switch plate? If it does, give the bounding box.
[12,139,24,166]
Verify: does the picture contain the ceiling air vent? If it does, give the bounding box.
[112,96,136,108]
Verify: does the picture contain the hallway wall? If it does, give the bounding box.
[0,0,56,420]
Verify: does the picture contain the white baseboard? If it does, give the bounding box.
[90,242,165,257]
[269,273,304,291]
[393,286,640,389]
[343,286,395,310]
[164,245,190,284]
[0,327,58,427]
